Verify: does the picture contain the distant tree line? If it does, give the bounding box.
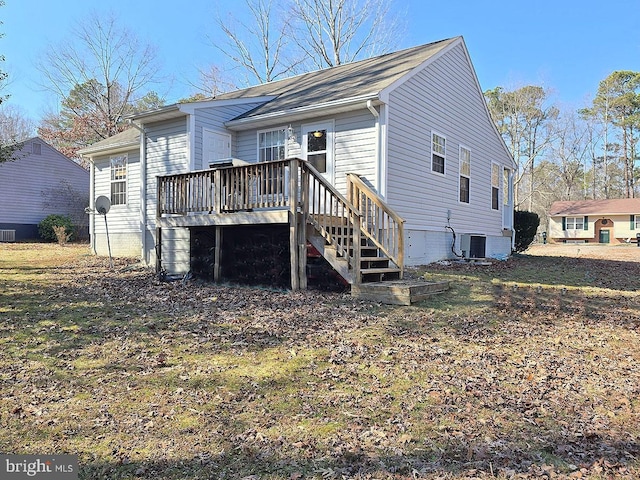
[485,72,640,230]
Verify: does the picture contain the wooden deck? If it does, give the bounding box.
[156,158,405,292]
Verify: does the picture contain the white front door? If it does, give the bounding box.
[302,122,334,184]
[203,129,231,167]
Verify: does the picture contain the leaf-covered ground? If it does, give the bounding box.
[0,243,639,479]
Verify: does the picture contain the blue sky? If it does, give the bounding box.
[2,0,639,124]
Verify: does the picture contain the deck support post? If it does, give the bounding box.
[155,227,162,273]
[213,226,222,282]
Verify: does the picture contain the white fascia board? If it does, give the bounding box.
[224,94,381,131]
[78,141,140,157]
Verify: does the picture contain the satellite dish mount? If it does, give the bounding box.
[95,196,113,268]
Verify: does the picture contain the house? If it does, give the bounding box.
[79,36,515,290]
[548,198,640,244]
[0,137,90,241]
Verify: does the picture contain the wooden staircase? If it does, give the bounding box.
[307,222,401,285]
[302,164,404,286]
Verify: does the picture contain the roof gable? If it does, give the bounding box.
[549,198,640,216]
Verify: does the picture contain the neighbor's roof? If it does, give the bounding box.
[549,198,640,216]
[78,127,140,156]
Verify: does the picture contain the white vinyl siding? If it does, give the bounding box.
[93,150,141,235]
[386,42,512,239]
[192,102,266,170]
[235,110,377,196]
[143,117,189,266]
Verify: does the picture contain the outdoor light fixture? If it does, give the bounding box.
[287,124,296,142]
[313,130,324,138]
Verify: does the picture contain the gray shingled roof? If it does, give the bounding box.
[78,128,140,155]
[215,37,459,120]
[549,198,640,216]
[79,38,459,155]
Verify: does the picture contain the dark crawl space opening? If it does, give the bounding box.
[190,225,347,291]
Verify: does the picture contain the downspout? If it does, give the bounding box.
[366,100,381,194]
[128,120,147,265]
[88,156,96,255]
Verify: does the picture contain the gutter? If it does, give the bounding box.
[224,94,380,130]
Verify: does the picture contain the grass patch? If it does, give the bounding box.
[0,243,639,479]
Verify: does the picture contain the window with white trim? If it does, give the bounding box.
[110,154,127,205]
[491,163,500,210]
[635,214,640,229]
[431,132,445,174]
[565,217,584,230]
[258,128,287,194]
[258,128,287,162]
[459,146,470,203]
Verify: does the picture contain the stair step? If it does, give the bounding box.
[361,258,390,268]
[360,267,401,275]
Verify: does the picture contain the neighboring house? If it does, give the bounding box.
[0,137,90,241]
[548,198,640,244]
[79,36,515,289]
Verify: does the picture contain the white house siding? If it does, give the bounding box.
[0,138,89,239]
[234,110,377,196]
[92,148,142,257]
[385,43,513,264]
[193,103,265,170]
[143,117,190,270]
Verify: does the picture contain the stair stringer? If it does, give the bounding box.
[306,226,355,284]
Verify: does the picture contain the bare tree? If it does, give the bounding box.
[485,85,558,210]
[289,0,403,69]
[212,0,302,86]
[35,12,161,139]
[0,105,35,143]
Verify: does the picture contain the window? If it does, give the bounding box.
[32,143,42,155]
[258,128,287,162]
[491,163,500,210]
[633,214,640,229]
[110,154,127,205]
[258,128,287,193]
[459,146,470,203]
[431,133,445,174]
[565,217,584,230]
[307,129,327,173]
[637,216,640,229]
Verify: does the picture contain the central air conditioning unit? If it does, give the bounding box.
[460,234,486,259]
[0,229,16,242]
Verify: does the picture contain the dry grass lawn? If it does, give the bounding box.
[0,242,639,479]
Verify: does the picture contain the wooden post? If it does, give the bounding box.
[289,159,300,290]
[214,226,222,282]
[155,227,162,273]
[298,162,308,290]
[213,169,221,214]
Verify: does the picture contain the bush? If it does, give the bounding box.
[38,214,75,242]
[514,210,540,252]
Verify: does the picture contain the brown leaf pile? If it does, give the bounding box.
[0,244,639,480]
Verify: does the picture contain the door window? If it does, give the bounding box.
[307,129,327,173]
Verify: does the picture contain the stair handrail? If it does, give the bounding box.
[300,161,362,283]
[347,173,405,277]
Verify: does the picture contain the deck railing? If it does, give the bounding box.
[347,173,405,276]
[157,159,404,281]
[301,162,362,275]
[157,159,291,215]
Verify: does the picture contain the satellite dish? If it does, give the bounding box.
[95,196,111,215]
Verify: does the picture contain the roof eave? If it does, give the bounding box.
[224,94,381,131]
[78,140,140,157]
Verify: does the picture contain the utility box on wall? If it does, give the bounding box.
[460,234,486,259]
